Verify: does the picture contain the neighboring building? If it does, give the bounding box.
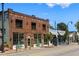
[49,29,65,36]
[0,9,49,49]
[69,31,77,43]
[49,29,65,45]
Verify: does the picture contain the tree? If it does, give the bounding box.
[57,22,68,31]
[75,21,79,32]
[45,32,53,46]
[57,22,68,42]
[75,21,79,44]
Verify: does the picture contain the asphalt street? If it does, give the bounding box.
[47,47,79,56]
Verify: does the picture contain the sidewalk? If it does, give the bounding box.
[0,43,79,56]
[28,43,79,56]
[0,45,54,55]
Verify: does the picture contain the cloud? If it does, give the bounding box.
[46,3,72,8]
[59,3,72,8]
[46,3,56,8]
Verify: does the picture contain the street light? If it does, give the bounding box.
[1,3,5,53]
[67,21,73,45]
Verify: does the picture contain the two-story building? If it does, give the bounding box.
[0,9,49,49]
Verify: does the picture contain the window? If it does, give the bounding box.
[34,34,37,44]
[44,34,48,44]
[19,33,24,44]
[38,34,41,43]
[13,32,18,45]
[15,19,23,28]
[13,32,24,45]
[34,33,41,44]
[31,22,36,30]
[42,24,46,30]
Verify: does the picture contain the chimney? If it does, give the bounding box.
[32,15,36,17]
[8,8,13,13]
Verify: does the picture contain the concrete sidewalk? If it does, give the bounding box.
[0,43,79,56]
[29,43,79,56]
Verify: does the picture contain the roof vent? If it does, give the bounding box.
[32,15,35,17]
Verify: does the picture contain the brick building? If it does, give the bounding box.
[0,9,49,49]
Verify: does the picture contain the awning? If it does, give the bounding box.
[49,29,65,36]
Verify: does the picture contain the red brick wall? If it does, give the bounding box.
[8,9,49,47]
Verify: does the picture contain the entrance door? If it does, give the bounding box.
[28,39,30,46]
[27,38,32,49]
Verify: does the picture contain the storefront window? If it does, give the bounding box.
[13,32,24,45]
[34,33,41,44]
[44,34,48,44]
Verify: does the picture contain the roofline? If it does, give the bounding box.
[8,8,49,22]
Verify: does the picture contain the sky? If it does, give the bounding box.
[0,3,79,31]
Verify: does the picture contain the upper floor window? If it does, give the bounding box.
[31,22,36,30]
[42,24,46,30]
[15,19,23,28]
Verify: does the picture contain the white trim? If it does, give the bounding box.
[49,29,65,36]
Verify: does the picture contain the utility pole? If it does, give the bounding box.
[67,21,73,45]
[55,21,59,46]
[1,3,5,53]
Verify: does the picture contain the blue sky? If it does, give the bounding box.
[0,3,79,31]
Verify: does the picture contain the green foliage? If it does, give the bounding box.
[63,31,68,41]
[45,32,53,46]
[45,32,53,41]
[75,21,79,32]
[57,22,68,31]
[57,22,68,41]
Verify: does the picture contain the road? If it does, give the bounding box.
[57,48,79,56]
[0,43,79,56]
[47,46,79,56]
